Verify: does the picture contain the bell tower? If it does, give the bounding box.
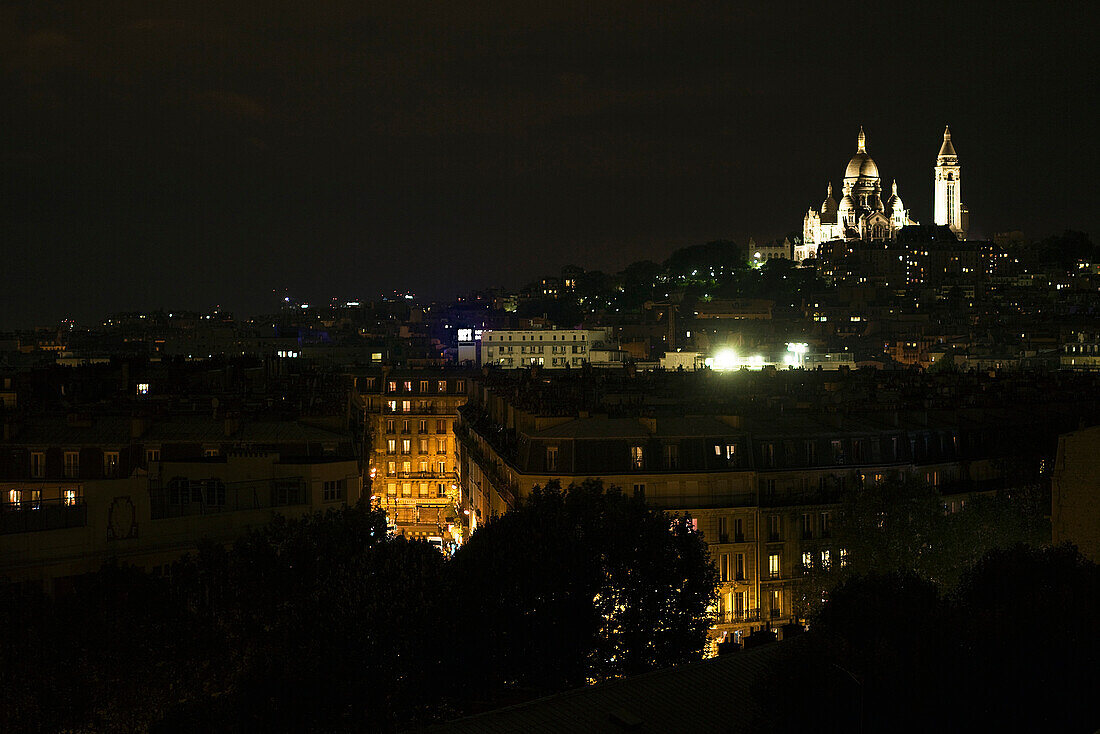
[933,126,965,238]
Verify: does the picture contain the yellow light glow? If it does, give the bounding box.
[709,348,740,371]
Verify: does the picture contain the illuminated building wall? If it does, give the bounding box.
[453,377,1013,647]
[351,370,472,542]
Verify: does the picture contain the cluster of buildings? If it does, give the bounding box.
[0,360,364,587]
[2,124,1099,655]
[452,368,1100,651]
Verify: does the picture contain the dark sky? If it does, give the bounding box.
[1,1,1096,326]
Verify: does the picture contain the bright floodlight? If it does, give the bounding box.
[710,348,739,371]
[785,342,809,367]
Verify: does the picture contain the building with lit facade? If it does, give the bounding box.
[800,127,966,261]
[455,370,1085,652]
[478,328,622,369]
[350,369,473,544]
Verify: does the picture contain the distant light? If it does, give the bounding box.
[708,348,739,371]
[136,383,150,396]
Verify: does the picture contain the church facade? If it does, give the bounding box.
[797,127,966,261]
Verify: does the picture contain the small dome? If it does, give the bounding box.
[885,180,903,214]
[820,183,838,216]
[845,153,879,180]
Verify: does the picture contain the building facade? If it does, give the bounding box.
[479,328,619,369]
[453,373,1043,652]
[351,369,471,544]
[0,415,361,585]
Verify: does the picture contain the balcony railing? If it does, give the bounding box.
[0,498,88,535]
[713,609,761,625]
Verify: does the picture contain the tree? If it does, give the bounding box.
[158,503,448,733]
[445,479,716,702]
[664,240,746,279]
[767,546,1100,733]
[793,478,1048,620]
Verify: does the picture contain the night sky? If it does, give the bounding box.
[1,1,1095,326]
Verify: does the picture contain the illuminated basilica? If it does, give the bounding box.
[797,127,966,261]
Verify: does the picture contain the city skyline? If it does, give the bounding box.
[2,2,1095,325]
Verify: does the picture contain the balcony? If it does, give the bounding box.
[713,609,761,625]
[0,498,88,535]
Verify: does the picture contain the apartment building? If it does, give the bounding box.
[478,328,621,369]
[350,369,473,544]
[0,415,360,585]
[454,372,1062,650]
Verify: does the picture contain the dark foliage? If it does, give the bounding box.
[446,479,717,702]
[756,545,1100,733]
[1,486,716,732]
[794,478,1048,620]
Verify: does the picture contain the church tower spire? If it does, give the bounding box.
[857,126,866,153]
[933,125,965,238]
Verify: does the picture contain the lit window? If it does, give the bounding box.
[631,445,644,470]
[387,439,397,454]
[802,551,814,572]
[401,400,411,413]
[146,448,160,463]
[136,383,150,396]
[64,489,79,506]
[768,553,781,578]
